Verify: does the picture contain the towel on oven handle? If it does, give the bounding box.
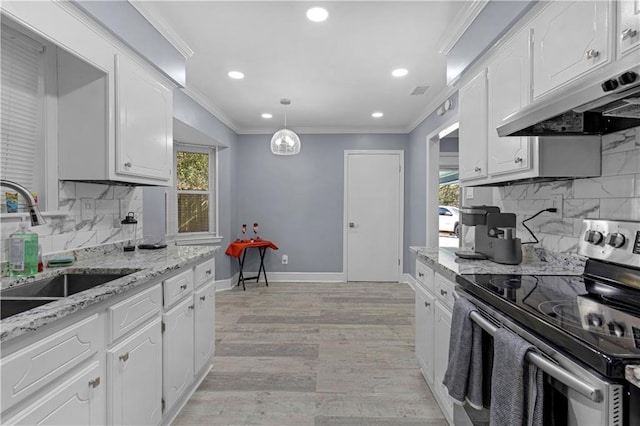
[443,296,484,409]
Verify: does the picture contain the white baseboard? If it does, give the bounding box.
[241,271,346,283]
[215,273,237,291]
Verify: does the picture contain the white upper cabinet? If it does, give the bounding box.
[531,0,613,99]
[459,69,488,181]
[115,54,173,184]
[487,29,532,176]
[619,0,640,57]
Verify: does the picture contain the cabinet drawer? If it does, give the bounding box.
[415,260,434,292]
[108,284,162,343]
[163,269,194,308]
[194,258,215,289]
[435,273,456,310]
[1,314,102,411]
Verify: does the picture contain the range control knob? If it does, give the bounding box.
[609,322,625,337]
[602,79,619,92]
[606,233,626,248]
[584,230,605,245]
[618,71,638,86]
[587,313,604,328]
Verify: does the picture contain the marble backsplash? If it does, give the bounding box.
[0,181,143,261]
[493,127,640,254]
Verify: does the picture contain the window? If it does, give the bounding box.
[1,22,57,213]
[168,143,219,244]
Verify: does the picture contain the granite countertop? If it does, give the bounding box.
[0,244,219,343]
[410,246,586,283]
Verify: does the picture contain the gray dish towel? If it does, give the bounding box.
[442,297,483,409]
[490,328,544,426]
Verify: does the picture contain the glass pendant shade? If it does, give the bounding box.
[270,98,301,155]
[270,129,301,155]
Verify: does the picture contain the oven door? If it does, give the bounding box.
[455,287,625,426]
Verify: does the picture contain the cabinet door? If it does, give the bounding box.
[487,29,532,176]
[163,296,195,411]
[115,53,173,183]
[108,318,163,426]
[4,362,104,425]
[459,69,488,182]
[620,0,640,56]
[414,286,435,385]
[532,1,612,99]
[433,301,453,424]
[194,280,216,374]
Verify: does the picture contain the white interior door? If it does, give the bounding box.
[345,151,403,282]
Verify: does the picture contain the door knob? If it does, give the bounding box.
[586,49,599,60]
[349,222,355,228]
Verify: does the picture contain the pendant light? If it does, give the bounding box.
[270,98,301,155]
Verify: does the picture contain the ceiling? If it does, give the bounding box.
[135,1,467,134]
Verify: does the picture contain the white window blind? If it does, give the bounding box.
[1,25,42,190]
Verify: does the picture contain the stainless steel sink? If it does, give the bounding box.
[0,271,136,320]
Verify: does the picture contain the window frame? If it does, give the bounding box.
[168,142,220,245]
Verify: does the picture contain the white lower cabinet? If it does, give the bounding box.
[194,281,216,374]
[414,259,454,425]
[107,318,163,426]
[4,361,104,425]
[433,300,453,424]
[415,284,435,384]
[163,296,195,412]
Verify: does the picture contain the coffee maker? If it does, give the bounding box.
[455,205,523,265]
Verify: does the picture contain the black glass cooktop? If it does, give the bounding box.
[456,272,640,378]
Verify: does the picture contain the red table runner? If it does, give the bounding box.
[225,240,278,258]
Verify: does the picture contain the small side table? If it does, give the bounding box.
[225,240,278,290]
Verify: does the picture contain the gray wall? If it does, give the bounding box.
[236,134,408,274]
[405,92,459,276]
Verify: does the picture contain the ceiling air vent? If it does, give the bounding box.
[410,85,429,96]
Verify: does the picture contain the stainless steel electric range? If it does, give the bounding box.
[456,219,640,426]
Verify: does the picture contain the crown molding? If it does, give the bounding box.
[407,85,459,133]
[129,0,195,59]
[437,0,489,55]
[181,86,241,134]
[237,127,409,135]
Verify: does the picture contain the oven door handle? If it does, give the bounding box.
[452,290,603,403]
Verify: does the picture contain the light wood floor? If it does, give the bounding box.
[173,282,446,426]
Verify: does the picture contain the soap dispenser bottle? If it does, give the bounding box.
[9,221,38,277]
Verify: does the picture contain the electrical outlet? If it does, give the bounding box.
[81,198,95,221]
[466,187,474,199]
[550,195,563,217]
[282,254,288,264]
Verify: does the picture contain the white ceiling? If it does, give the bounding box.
[136,1,467,134]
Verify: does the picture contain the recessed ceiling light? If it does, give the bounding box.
[306,7,329,22]
[261,113,273,119]
[372,112,384,118]
[392,68,408,77]
[228,71,244,79]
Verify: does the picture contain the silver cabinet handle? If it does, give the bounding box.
[440,289,448,296]
[622,28,638,40]
[124,161,132,168]
[119,352,129,362]
[200,295,206,301]
[474,166,481,172]
[180,284,187,290]
[349,222,355,228]
[188,304,195,310]
[514,157,523,163]
[88,377,101,388]
[205,269,212,275]
[418,272,424,278]
[586,49,599,60]
[424,301,431,308]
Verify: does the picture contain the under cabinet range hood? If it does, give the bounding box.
[498,65,640,137]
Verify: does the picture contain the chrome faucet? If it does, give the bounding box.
[1,180,46,226]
